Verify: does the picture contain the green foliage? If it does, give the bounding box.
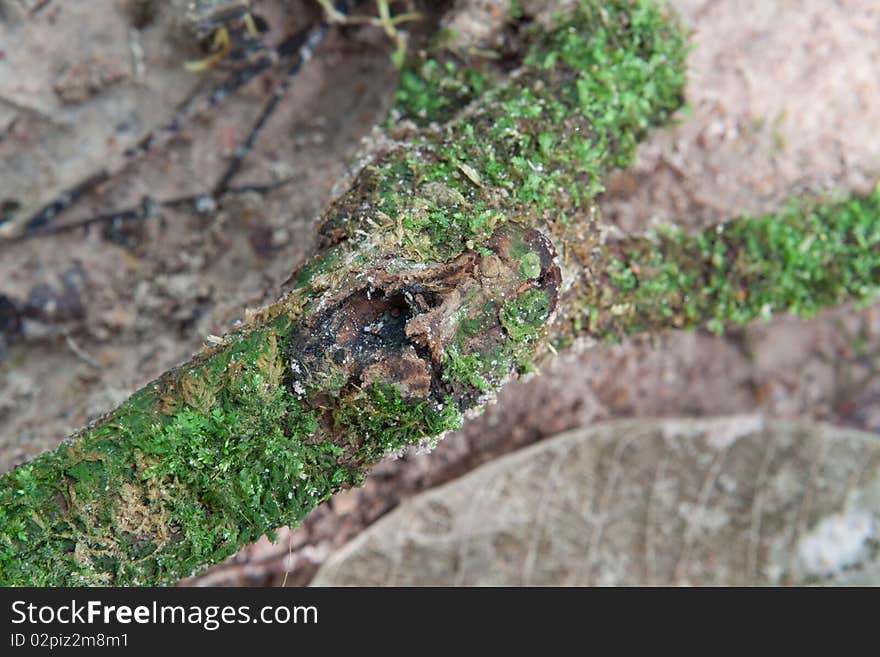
[392,192,502,261]
[518,251,543,280]
[5,1,877,589]
[0,331,357,585]
[295,245,342,287]
[129,378,348,566]
[0,0,692,586]
[526,0,689,168]
[509,238,544,280]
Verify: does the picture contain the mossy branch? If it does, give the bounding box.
[564,189,880,344]
[1,0,878,586]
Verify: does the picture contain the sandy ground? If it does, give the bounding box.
[1,0,879,586]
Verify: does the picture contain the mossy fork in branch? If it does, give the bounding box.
[564,187,880,346]
[0,0,688,585]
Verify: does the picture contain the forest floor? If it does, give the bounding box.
[0,0,878,585]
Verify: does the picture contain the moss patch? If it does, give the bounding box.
[0,328,356,585]
[500,289,553,343]
[348,0,688,264]
[333,384,462,461]
[0,0,691,586]
[442,345,490,392]
[592,187,880,338]
[394,56,488,126]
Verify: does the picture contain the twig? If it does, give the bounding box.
[10,0,393,239]
[317,0,421,66]
[62,330,101,370]
[4,179,296,243]
[12,11,317,237]
[213,0,378,192]
[0,93,67,127]
[27,0,51,16]
[212,16,338,195]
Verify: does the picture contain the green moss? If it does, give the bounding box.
[519,251,542,280]
[392,193,502,261]
[128,377,349,568]
[0,328,357,586]
[442,345,490,391]
[333,384,462,461]
[370,0,687,264]
[394,57,487,126]
[599,188,880,337]
[500,289,553,343]
[294,245,343,288]
[0,0,691,586]
[509,237,544,281]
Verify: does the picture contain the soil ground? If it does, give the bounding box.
[0,0,878,585]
